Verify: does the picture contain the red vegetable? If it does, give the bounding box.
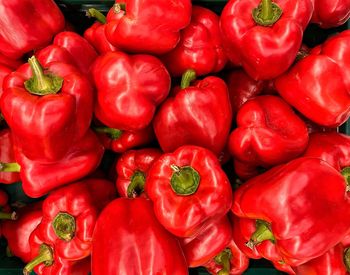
[311,0,350,28]
[92,51,171,131]
[145,145,233,237]
[0,0,65,59]
[153,69,232,156]
[105,0,192,54]
[161,5,227,77]
[220,0,313,80]
[92,197,188,275]
[275,30,350,127]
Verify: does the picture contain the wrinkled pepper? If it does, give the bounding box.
[161,5,227,77]
[220,0,313,80]
[311,0,350,28]
[275,30,350,127]
[0,0,65,59]
[116,148,162,198]
[23,179,116,274]
[92,197,188,275]
[232,157,350,266]
[92,51,171,131]
[153,69,232,156]
[1,56,94,162]
[145,145,233,238]
[105,0,192,54]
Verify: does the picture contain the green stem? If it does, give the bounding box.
[215,248,232,275]
[344,247,350,272]
[246,220,275,249]
[341,167,350,191]
[24,56,63,96]
[86,8,106,24]
[180,69,196,89]
[52,212,76,241]
[23,244,53,275]
[127,171,146,198]
[114,3,126,13]
[93,126,123,140]
[170,165,200,196]
[0,211,17,220]
[252,0,282,26]
[0,162,20,172]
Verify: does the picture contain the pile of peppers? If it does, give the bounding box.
[0,0,350,274]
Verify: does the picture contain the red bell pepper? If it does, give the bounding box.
[311,0,350,28]
[0,0,65,59]
[0,53,22,70]
[145,145,233,238]
[228,95,309,172]
[180,216,232,268]
[0,65,13,97]
[15,129,104,198]
[0,129,21,184]
[1,56,94,162]
[275,30,350,127]
[161,6,227,77]
[153,69,232,156]
[0,189,16,221]
[93,124,155,153]
[92,51,171,131]
[2,201,42,263]
[116,148,162,198]
[232,157,350,266]
[220,0,313,80]
[84,8,119,54]
[23,179,116,274]
[92,197,188,275]
[105,0,192,54]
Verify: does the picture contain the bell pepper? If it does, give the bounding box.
[228,95,309,172]
[1,56,94,162]
[36,31,98,75]
[0,0,65,59]
[0,53,22,70]
[15,130,104,198]
[275,30,350,127]
[84,8,119,54]
[105,0,192,54]
[116,148,162,198]
[161,6,227,77]
[153,69,232,156]
[180,216,232,268]
[0,129,21,184]
[92,197,188,275]
[226,69,275,116]
[232,157,350,266]
[23,179,116,274]
[92,51,171,131]
[145,145,233,238]
[220,0,313,80]
[93,124,155,153]
[0,189,16,221]
[2,201,42,263]
[311,0,350,28]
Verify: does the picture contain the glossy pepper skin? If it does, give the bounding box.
[161,6,227,77]
[180,216,232,268]
[23,179,116,275]
[2,201,42,263]
[116,148,162,198]
[1,57,94,162]
[232,157,350,266]
[16,130,104,198]
[220,0,313,80]
[0,0,65,59]
[105,0,192,54]
[153,70,232,156]
[145,145,233,238]
[0,53,22,70]
[311,0,350,28]
[228,95,309,174]
[0,129,21,184]
[275,30,350,127]
[92,51,171,131]
[84,8,119,54]
[92,197,188,275]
